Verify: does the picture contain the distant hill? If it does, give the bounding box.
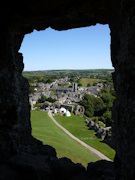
[23,69,114,76]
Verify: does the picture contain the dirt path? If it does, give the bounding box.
[48,111,111,161]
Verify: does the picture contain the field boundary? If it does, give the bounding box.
[48,111,111,161]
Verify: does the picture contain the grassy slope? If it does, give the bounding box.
[31,111,99,167]
[54,114,115,160]
[79,78,102,86]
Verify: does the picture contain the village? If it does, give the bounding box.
[29,76,104,116]
[29,76,113,143]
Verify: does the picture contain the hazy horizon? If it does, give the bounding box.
[23,68,114,72]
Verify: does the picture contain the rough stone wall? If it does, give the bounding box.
[0,0,135,179]
[0,28,30,161]
[110,1,135,179]
[0,26,57,163]
[1,0,111,32]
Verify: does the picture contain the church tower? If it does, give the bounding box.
[72,82,77,92]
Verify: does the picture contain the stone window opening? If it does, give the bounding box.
[1,1,134,179]
[18,25,114,164]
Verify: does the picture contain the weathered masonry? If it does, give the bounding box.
[0,0,135,179]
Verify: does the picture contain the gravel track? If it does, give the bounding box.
[48,111,111,161]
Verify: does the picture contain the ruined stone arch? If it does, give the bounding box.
[75,105,85,117]
[0,0,135,179]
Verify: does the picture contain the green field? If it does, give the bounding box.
[54,114,115,160]
[79,78,103,86]
[31,111,99,167]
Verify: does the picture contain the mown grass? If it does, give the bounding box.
[31,110,99,167]
[54,114,115,161]
[79,78,103,86]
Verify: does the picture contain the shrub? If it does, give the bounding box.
[38,95,47,103]
[46,97,57,103]
[99,110,113,126]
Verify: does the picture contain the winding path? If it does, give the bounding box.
[48,111,111,161]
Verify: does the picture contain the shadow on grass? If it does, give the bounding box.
[100,139,114,149]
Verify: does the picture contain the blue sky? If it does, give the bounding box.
[19,24,113,71]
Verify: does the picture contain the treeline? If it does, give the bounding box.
[80,89,116,126]
[23,69,114,81]
[23,69,114,75]
[25,75,57,84]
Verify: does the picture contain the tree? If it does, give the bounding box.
[70,78,75,83]
[46,78,53,84]
[38,77,44,82]
[94,98,105,116]
[46,97,57,103]
[100,91,115,109]
[93,82,97,86]
[80,94,104,117]
[78,82,82,86]
[98,88,115,126]
[90,75,94,78]
[99,88,110,95]
[85,109,94,117]
[87,83,91,87]
[38,95,47,103]
[99,110,113,126]
[29,83,36,93]
[29,86,34,93]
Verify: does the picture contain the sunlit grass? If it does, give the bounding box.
[54,113,115,160]
[79,78,104,86]
[31,110,99,167]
